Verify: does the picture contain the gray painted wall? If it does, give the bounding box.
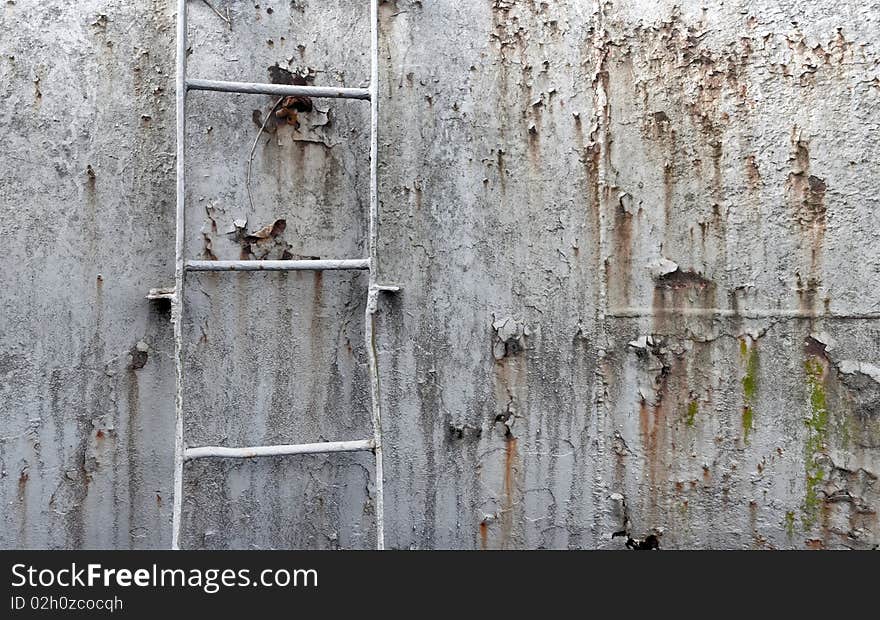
[2,0,878,549]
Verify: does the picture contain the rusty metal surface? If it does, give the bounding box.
[1,0,878,549]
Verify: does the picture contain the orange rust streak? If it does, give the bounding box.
[639,400,650,445]
[500,436,519,547]
[18,470,29,498]
[504,437,518,505]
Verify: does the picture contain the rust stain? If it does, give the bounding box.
[489,0,525,197]
[748,500,764,549]
[307,270,325,386]
[652,268,717,335]
[309,271,324,344]
[202,207,219,261]
[492,321,526,546]
[496,149,506,193]
[638,399,650,453]
[84,164,98,264]
[654,268,713,291]
[608,187,634,305]
[306,271,326,411]
[413,184,422,212]
[633,13,762,269]
[313,271,324,307]
[490,311,525,548]
[18,468,29,500]
[796,273,822,317]
[662,161,675,226]
[711,135,726,186]
[646,390,668,501]
[612,435,629,508]
[500,435,518,546]
[582,132,600,221]
[504,436,518,503]
[201,233,218,261]
[639,107,678,228]
[479,520,489,550]
[786,131,827,288]
[573,109,604,294]
[805,538,825,550]
[745,154,761,188]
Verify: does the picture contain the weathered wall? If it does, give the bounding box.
[1,0,878,549]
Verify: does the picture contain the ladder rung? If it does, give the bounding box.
[186,78,370,100]
[185,259,370,272]
[185,439,375,461]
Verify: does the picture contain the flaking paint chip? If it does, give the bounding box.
[809,331,836,352]
[837,361,880,384]
[628,335,654,349]
[647,257,679,278]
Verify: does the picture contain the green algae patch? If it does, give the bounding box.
[784,511,796,538]
[685,400,698,427]
[740,339,759,442]
[802,356,829,529]
[742,406,754,440]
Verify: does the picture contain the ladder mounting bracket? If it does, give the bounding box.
[375,284,401,294]
[146,287,175,301]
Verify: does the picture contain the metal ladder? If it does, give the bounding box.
[168,0,394,550]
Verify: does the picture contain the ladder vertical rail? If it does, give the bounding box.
[171,0,187,551]
[366,0,385,551]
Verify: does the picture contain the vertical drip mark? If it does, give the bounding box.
[740,338,759,444]
[588,0,612,538]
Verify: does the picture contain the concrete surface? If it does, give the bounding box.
[1,0,878,549]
